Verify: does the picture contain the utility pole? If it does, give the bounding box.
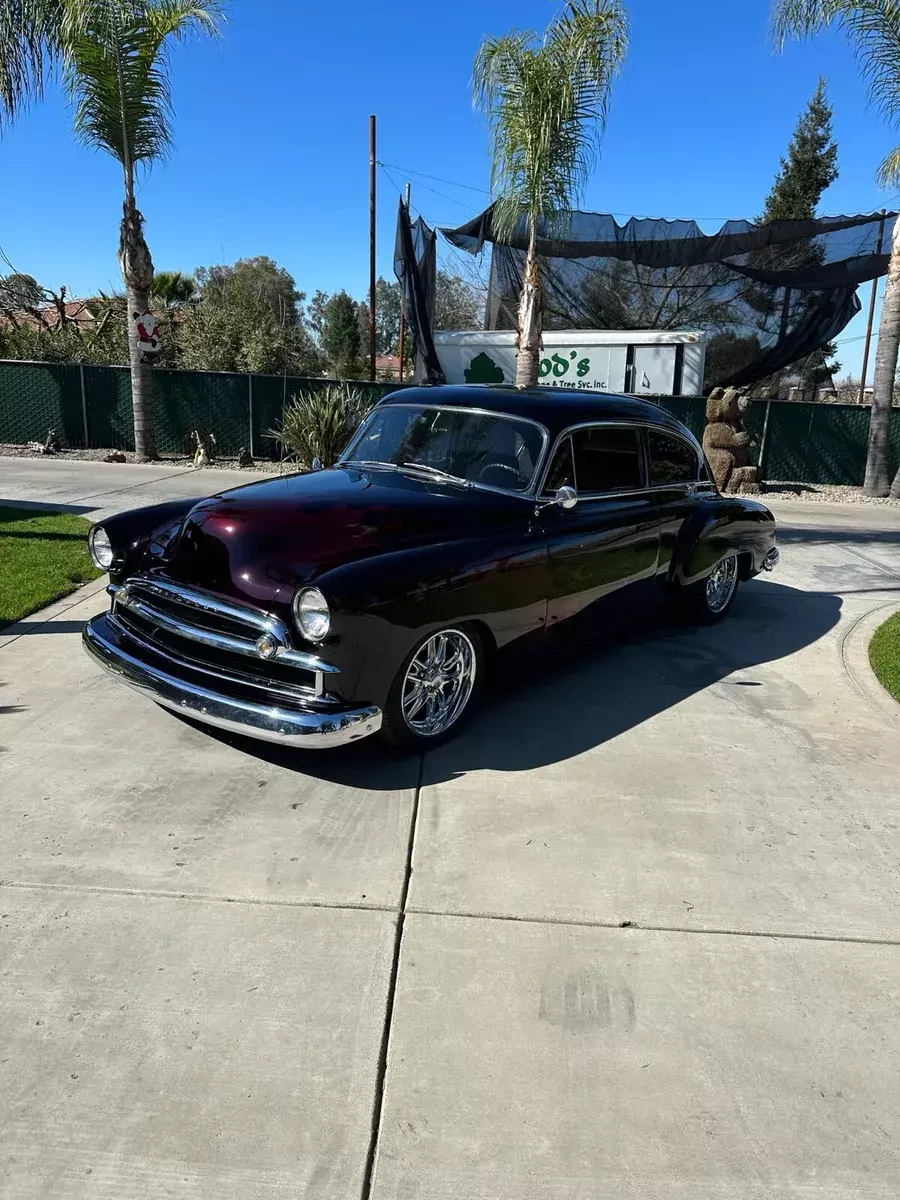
[859,209,887,405]
[397,181,410,381]
[368,115,377,382]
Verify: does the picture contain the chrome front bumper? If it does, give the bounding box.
[83,613,382,749]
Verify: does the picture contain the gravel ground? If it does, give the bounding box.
[0,444,288,473]
[763,483,900,506]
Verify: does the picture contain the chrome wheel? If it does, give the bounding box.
[706,554,738,614]
[401,629,477,738]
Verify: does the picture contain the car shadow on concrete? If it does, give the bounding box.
[198,579,842,787]
[776,526,900,548]
[0,498,97,517]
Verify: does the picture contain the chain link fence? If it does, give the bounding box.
[0,359,898,484]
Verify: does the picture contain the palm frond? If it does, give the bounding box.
[473,1,628,243]
[877,142,900,185]
[61,0,222,172]
[0,0,63,127]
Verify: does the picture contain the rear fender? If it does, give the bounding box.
[670,498,776,588]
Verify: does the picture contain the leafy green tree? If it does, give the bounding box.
[321,290,363,376]
[375,277,401,353]
[773,0,900,495]
[178,256,324,375]
[0,272,45,309]
[434,270,482,331]
[473,0,627,386]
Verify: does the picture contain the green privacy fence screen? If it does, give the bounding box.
[1,358,899,485]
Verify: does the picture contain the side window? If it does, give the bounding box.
[570,426,643,494]
[647,430,698,485]
[541,436,575,496]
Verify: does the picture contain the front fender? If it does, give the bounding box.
[314,530,548,707]
[97,498,204,583]
[671,498,776,588]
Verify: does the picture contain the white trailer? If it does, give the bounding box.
[433,329,707,397]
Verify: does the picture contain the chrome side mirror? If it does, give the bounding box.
[535,484,578,515]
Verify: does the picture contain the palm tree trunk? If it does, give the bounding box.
[864,214,900,496]
[515,220,542,388]
[119,194,157,461]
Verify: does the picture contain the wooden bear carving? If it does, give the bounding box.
[702,388,761,494]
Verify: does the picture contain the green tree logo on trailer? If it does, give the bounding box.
[464,353,505,384]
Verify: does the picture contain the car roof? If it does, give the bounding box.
[378,384,697,442]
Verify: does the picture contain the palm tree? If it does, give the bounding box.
[473,1,627,388]
[1,1,220,460]
[152,268,197,309]
[61,0,220,459]
[773,0,900,496]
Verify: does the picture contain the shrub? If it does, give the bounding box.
[269,384,370,468]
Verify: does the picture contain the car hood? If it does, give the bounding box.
[160,465,528,608]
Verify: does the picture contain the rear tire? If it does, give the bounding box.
[380,625,484,751]
[674,553,740,625]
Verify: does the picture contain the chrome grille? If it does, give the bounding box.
[108,576,338,706]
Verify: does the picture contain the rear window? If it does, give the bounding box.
[647,430,698,485]
[570,426,643,493]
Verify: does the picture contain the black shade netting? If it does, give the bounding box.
[439,207,895,391]
[394,199,445,385]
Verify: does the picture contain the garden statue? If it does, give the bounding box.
[191,430,217,468]
[702,388,761,494]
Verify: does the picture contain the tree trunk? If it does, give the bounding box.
[864,213,900,495]
[515,220,542,388]
[119,195,157,461]
[889,461,900,500]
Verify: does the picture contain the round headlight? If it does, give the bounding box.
[293,587,331,642]
[88,525,114,571]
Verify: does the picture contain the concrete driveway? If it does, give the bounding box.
[2,459,900,1198]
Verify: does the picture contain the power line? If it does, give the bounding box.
[379,162,491,195]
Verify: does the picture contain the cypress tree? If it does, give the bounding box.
[761,78,838,223]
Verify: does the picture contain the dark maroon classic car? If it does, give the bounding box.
[83,385,779,750]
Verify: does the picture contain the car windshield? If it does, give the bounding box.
[340,405,544,493]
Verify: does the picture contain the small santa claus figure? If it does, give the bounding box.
[134,308,160,359]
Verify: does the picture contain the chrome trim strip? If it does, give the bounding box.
[108,612,339,706]
[339,402,551,499]
[83,615,381,749]
[125,576,291,641]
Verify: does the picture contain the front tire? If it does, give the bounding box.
[380,625,483,751]
[675,553,740,624]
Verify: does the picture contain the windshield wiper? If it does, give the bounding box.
[340,459,401,471]
[399,462,470,488]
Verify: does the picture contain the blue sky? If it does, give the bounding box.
[0,0,896,376]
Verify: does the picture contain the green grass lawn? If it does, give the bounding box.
[0,505,101,628]
[869,609,900,704]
